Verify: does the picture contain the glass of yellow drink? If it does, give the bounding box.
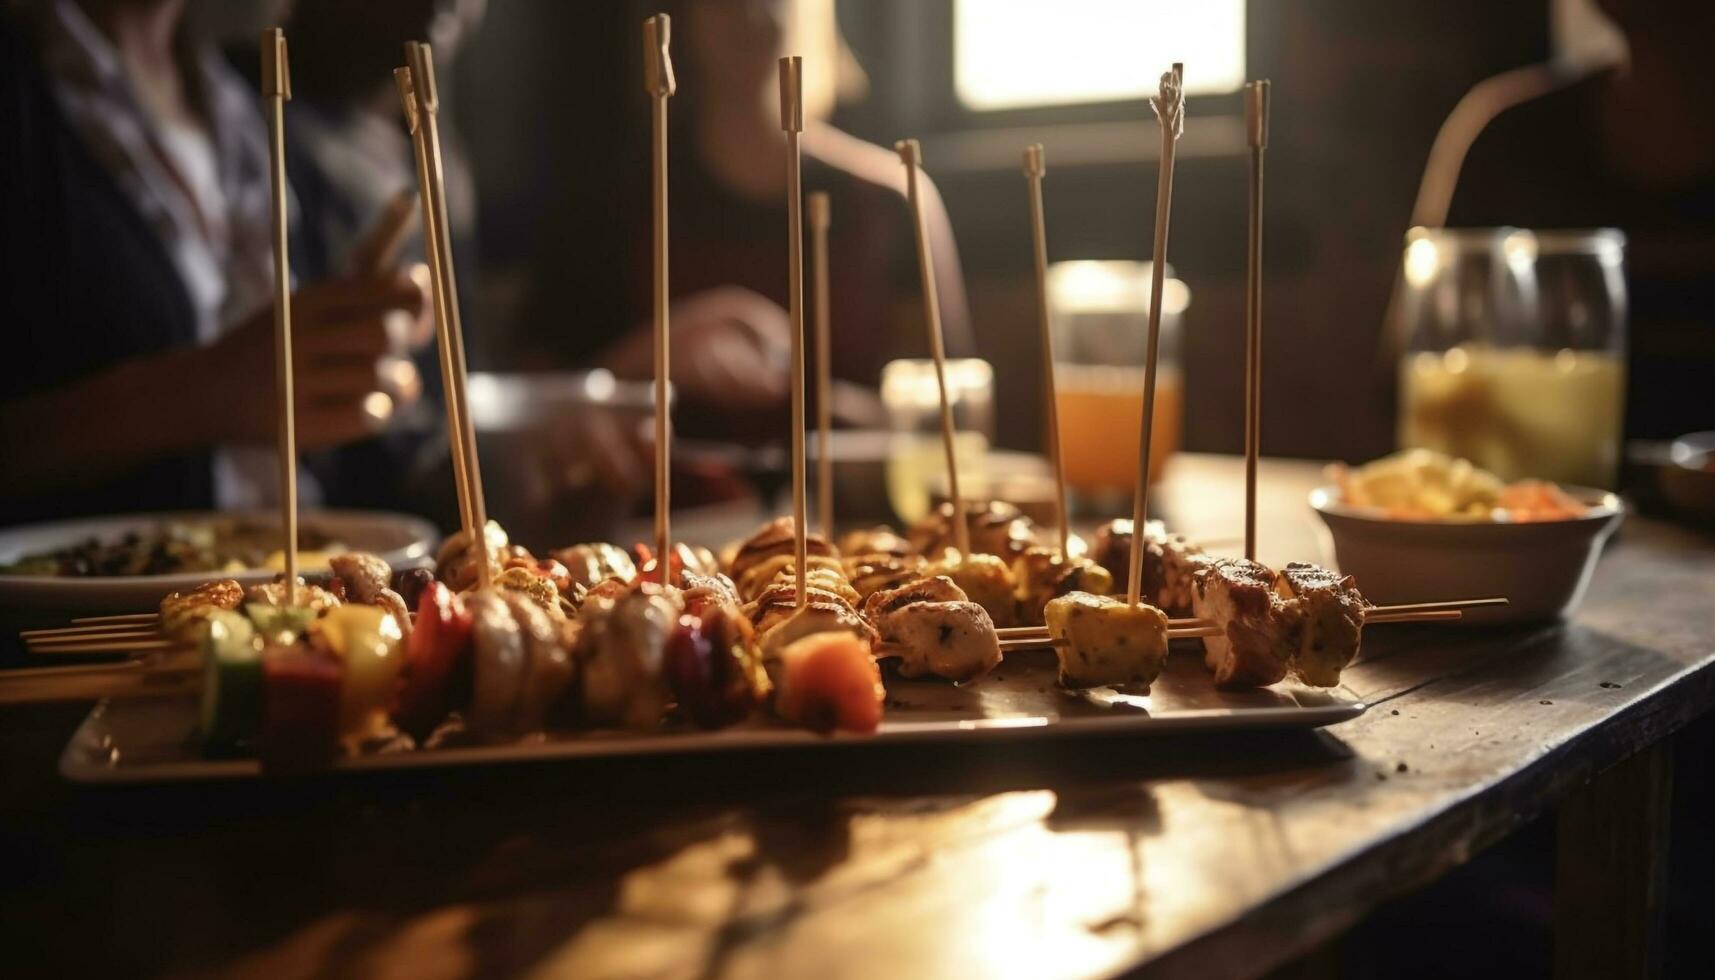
[1395,228,1627,488]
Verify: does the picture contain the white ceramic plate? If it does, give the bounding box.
[58,650,1365,784]
[0,510,439,616]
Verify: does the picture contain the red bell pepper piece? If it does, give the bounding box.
[394,581,475,741]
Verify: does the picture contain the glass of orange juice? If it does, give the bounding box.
[1047,260,1190,516]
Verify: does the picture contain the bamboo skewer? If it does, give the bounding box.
[406,42,491,590]
[1127,63,1184,607]
[644,14,676,588]
[70,613,157,626]
[781,56,810,609]
[895,139,970,557]
[1023,144,1071,559]
[396,66,474,546]
[809,191,834,542]
[1243,80,1270,562]
[261,29,300,603]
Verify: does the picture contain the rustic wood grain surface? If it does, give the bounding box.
[2,455,1711,980]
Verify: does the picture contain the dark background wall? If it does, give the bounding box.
[452,0,1550,463]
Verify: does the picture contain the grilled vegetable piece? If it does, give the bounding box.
[665,605,771,728]
[259,642,344,773]
[395,581,474,741]
[1011,548,1116,626]
[1276,562,1365,687]
[319,604,405,743]
[159,578,246,642]
[1044,592,1169,689]
[199,610,263,753]
[580,587,684,730]
[1190,559,1296,688]
[878,600,1000,682]
[925,552,1018,628]
[774,632,885,734]
[907,500,1038,561]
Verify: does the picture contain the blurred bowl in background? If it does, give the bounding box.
[1659,431,1715,523]
[1309,484,1623,624]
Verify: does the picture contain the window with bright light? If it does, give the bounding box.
[954,0,1246,111]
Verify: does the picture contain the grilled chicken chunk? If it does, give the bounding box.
[837,526,914,560]
[757,601,878,671]
[925,552,1018,628]
[553,543,637,590]
[745,583,860,635]
[877,600,1000,682]
[907,500,1038,561]
[735,552,848,603]
[1190,559,1297,688]
[1044,592,1169,689]
[245,580,343,615]
[328,553,412,640]
[844,554,927,601]
[861,575,968,620]
[1275,562,1365,687]
[1091,519,1202,613]
[159,578,247,642]
[579,587,683,730]
[1011,547,1117,626]
[727,517,837,584]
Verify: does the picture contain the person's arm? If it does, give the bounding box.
[0,344,216,500]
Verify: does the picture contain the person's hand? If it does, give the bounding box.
[199,271,432,451]
[601,286,790,411]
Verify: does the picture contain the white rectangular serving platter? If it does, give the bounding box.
[60,650,1365,784]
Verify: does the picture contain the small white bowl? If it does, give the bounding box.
[1308,485,1624,624]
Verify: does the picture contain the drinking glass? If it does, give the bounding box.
[1397,227,1626,488]
[881,358,994,524]
[1046,260,1189,515]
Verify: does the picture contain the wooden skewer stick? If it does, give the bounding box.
[407,42,492,590]
[644,14,676,588]
[28,630,162,648]
[0,658,201,706]
[1243,79,1270,562]
[23,622,158,639]
[809,191,834,542]
[895,139,970,557]
[996,624,1223,651]
[71,613,157,626]
[1023,144,1071,559]
[1367,610,1463,625]
[261,28,300,604]
[781,56,810,608]
[1127,63,1184,607]
[1365,596,1509,615]
[995,597,1499,640]
[396,65,476,551]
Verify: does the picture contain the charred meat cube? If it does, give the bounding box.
[1276,562,1365,687]
[876,600,1000,682]
[1190,559,1298,688]
[1011,547,1117,626]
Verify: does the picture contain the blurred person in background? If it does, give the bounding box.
[1443,0,1715,441]
[507,0,973,451]
[0,0,433,526]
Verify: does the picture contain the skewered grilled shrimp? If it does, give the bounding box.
[159,578,246,642]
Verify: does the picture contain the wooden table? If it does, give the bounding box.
[3,455,1712,979]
